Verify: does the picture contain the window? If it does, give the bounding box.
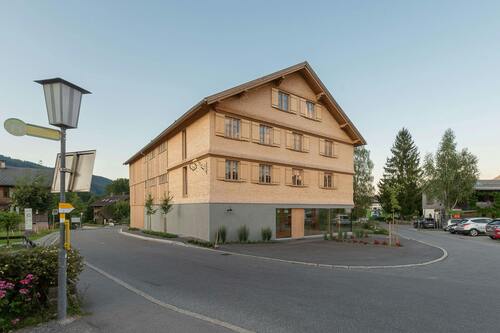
[225,160,239,180]
[324,172,333,188]
[278,91,289,111]
[292,132,303,151]
[306,101,315,118]
[325,140,334,157]
[224,117,240,139]
[259,125,272,145]
[182,166,188,196]
[159,173,168,184]
[259,164,272,184]
[182,130,187,160]
[292,169,304,186]
[147,178,156,187]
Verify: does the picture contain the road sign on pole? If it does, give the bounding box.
[58,203,74,213]
[4,118,61,141]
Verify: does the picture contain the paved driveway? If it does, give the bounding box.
[35,226,500,333]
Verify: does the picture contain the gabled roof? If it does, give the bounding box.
[90,194,129,207]
[0,166,52,187]
[124,61,366,165]
[475,179,500,191]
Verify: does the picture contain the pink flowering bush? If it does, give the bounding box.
[0,246,83,331]
[0,274,40,331]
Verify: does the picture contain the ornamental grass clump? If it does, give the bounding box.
[261,227,272,241]
[217,226,227,244]
[237,225,249,242]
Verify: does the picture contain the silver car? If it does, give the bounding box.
[455,217,493,236]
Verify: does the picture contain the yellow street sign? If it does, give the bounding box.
[4,118,61,141]
[58,203,74,213]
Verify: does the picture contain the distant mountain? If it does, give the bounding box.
[0,154,112,196]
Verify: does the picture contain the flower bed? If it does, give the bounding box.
[0,246,84,331]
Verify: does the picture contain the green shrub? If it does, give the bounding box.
[261,227,272,241]
[0,246,83,331]
[323,233,328,240]
[128,227,139,231]
[187,239,214,248]
[142,230,178,238]
[343,231,348,240]
[237,225,249,242]
[373,228,389,235]
[216,226,227,244]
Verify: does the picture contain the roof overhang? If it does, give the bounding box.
[124,61,366,165]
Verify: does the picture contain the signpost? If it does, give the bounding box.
[24,208,33,231]
[4,118,61,141]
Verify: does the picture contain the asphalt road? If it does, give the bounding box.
[67,226,500,333]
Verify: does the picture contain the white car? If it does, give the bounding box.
[444,218,464,231]
[455,217,493,236]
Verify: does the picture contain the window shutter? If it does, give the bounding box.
[299,98,307,117]
[290,95,299,114]
[318,171,324,188]
[215,113,225,136]
[302,135,310,152]
[271,88,279,108]
[319,139,325,156]
[241,119,250,141]
[239,161,248,181]
[303,170,310,186]
[250,163,259,183]
[333,142,339,158]
[285,168,292,185]
[216,159,226,180]
[315,104,322,121]
[333,174,339,190]
[286,130,293,149]
[251,122,260,142]
[272,128,281,146]
[272,166,280,184]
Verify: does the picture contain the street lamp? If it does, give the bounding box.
[35,78,90,321]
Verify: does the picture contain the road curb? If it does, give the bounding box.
[119,228,448,270]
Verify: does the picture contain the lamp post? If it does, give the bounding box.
[35,78,90,321]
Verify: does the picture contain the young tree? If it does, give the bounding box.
[11,175,52,213]
[423,129,479,219]
[159,192,174,232]
[0,211,22,246]
[378,128,422,219]
[105,178,129,195]
[353,146,375,219]
[144,193,156,230]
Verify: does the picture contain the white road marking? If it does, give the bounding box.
[85,261,255,333]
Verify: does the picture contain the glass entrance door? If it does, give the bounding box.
[276,209,291,238]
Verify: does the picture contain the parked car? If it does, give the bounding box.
[455,217,493,236]
[413,218,437,229]
[485,220,500,240]
[443,218,464,231]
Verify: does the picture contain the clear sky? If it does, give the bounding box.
[1,0,499,182]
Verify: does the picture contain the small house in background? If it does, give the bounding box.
[91,194,129,224]
[0,160,52,230]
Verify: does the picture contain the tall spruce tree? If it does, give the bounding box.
[378,128,422,219]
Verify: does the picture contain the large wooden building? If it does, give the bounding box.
[125,62,365,241]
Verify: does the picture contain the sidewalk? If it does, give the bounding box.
[19,266,231,333]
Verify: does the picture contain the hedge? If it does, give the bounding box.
[0,246,84,331]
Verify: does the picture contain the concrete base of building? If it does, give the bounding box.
[144,203,352,242]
